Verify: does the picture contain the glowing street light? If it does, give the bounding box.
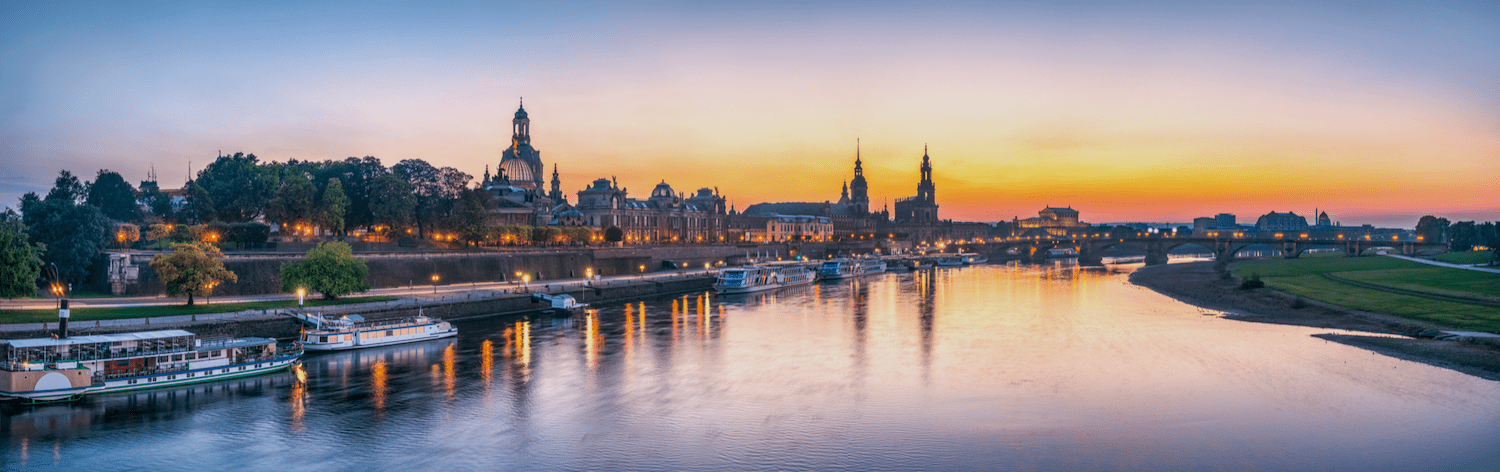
[297,287,306,310]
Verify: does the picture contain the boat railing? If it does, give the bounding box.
[102,363,191,380]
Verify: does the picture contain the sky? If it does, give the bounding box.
[1,1,1496,228]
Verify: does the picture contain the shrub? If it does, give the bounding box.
[280,241,369,300]
[1239,274,1265,290]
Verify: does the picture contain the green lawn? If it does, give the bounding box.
[0,296,397,324]
[1432,250,1495,265]
[1233,257,1500,332]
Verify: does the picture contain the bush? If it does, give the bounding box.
[280,241,370,300]
[1239,274,1265,290]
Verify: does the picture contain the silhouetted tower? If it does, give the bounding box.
[914,145,938,223]
[549,164,563,201]
[917,145,934,205]
[849,139,870,214]
[838,181,850,204]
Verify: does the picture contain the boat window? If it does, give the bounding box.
[172,355,183,361]
[386,330,393,337]
[211,350,220,357]
[319,336,328,343]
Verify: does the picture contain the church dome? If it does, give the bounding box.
[651,181,675,198]
[500,158,535,184]
[514,106,528,120]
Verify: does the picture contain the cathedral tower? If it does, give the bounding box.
[849,139,870,214]
[498,99,545,191]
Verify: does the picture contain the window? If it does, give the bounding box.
[211,350,220,357]
[128,379,137,385]
[172,355,183,361]
[319,336,328,343]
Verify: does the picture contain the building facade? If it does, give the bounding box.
[1015,206,1089,237]
[1255,211,1309,231]
[575,178,728,243]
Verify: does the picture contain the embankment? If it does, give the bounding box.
[1131,261,1500,381]
[5,276,715,341]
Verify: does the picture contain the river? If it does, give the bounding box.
[4,263,1498,471]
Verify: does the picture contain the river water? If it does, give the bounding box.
[4,263,1498,471]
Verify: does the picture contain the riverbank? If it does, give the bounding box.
[1130,261,1500,381]
[0,276,716,340]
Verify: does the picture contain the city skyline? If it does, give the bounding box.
[2,2,1496,227]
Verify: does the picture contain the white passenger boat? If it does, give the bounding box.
[960,253,988,265]
[817,258,888,280]
[0,329,301,403]
[533,293,588,316]
[936,256,965,267]
[714,263,817,293]
[290,311,457,351]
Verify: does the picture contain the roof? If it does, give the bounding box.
[2,329,195,349]
[1043,207,1078,214]
[742,202,862,218]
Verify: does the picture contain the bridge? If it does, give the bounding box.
[971,233,1446,266]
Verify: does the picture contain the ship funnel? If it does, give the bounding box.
[58,299,70,339]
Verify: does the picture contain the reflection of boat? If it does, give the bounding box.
[533,293,589,316]
[290,310,457,351]
[714,263,817,293]
[959,253,988,265]
[817,258,889,280]
[0,329,301,403]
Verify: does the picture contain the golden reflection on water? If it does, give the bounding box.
[480,339,494,387]
[371,361,387,410]
[290,364,308,432]
[624,303,635,356]
[442,343,456,398]
[585,311,601,371]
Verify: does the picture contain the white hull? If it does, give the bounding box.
[715,278,814,293]
[4,356,299,401]
[302,325,458,351]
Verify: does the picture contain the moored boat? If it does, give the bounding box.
[0,329,300,403]
[960,253,988,265]
[819,258,888,280]
[533,293,589,316]
[290,311,457,351]
[714,263,817,293]
[936,256,965,267]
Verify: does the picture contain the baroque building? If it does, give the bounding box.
[734,141,881,239]
[480,100,564,226]
[881,145,950,243]
[1015,207,1089,237]
[575,178,728,243]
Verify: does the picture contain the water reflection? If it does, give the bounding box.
[6,266,1500,471]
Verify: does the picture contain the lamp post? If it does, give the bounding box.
[426,257,439,293]
[297,287,306,311]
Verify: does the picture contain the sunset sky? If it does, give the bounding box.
[2,1,1496,227]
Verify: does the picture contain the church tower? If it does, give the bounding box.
[498,99,545,191]
[849,139,870,214]
[549,164,563,202]
[917,145,934,205]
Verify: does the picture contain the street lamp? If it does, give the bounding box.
[297,287,306,310]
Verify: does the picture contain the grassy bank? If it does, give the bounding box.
[1231,257,1500,332]
[1432,250,1495,265]
[0,296,398,324]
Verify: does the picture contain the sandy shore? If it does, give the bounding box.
[1131,261,1500,381]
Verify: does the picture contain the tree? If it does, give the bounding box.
[114,223,141,249]
[22,197,109,284]
[1415,215,1450,243]
[393,159,441,237]
[196,152,279,222]
[85,170,141,222]
[605,226,624,242]
[370,173,416,234]
[1449,221,1477,252]
[452,189,489,246]
[267,173,317,231]
[317,178,349,235]
[279,241,369,300]
[150,241,237,306]
[183,180,215,224]
[0,212,43,299]
[140,185,175,222]
[45,170,85,204]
